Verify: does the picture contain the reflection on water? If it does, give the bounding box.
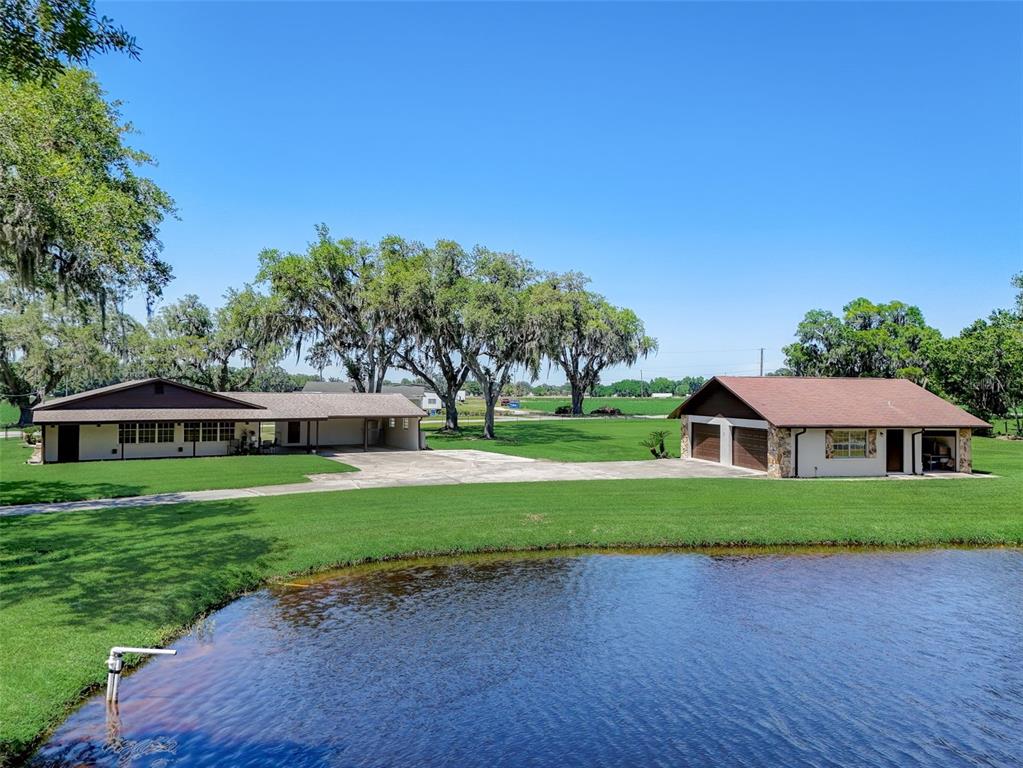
[31,549,1023,767]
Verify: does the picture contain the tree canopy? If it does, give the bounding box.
[0,280,129,422]
[0,69,175,305]
[1,0,138,82]
[258,226,396,393]
[142,289,283,392]
[782,298,940,383]
[534,273,657,415]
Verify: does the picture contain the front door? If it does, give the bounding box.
[886,429,904,472]
[287,421,301,444]
[57,424,80,463]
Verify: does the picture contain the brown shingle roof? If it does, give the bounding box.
[32,390,425,423]
[680,376,990,429]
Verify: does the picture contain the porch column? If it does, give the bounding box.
[41,424,46,464]
[363,419,368,451]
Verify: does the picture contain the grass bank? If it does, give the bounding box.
[0,439,356,506]
[518,396,682,416]
[426,419,678,461]
[1,438,1021,762]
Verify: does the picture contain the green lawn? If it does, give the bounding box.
[426,419,678,461]
[0,439,356,506]
[518,396,683,416]
[1,438,1021,761]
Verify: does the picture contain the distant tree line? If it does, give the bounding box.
[776,275,1023,431]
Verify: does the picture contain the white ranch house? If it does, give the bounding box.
[32,379,425,463]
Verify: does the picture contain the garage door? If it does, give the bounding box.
[733,427,768,471]
[692,423,720,462]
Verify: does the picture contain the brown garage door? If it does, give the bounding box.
[733,427,768,471]
[692,423,720,462]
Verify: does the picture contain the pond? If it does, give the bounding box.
[31,549,1023,767]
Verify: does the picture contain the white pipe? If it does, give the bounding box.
[106,646,177,702]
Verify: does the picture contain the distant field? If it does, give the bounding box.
[0,402,19,426]
[992,418,1022,436]
[517,397,683,416]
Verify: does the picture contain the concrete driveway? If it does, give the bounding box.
[0,449,757,517]
[312,448,757,489]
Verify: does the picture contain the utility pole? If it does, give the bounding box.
[759,348,764,377]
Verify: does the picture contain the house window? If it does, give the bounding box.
[157,423,175,442]
[389,418,396,428]
[118,423,136,444]
[832,429,868,458]
[219,421,235,440]
[402,418,409,430]
[183,422,200,442]
[137,422,157,443]
[201,421,220,441]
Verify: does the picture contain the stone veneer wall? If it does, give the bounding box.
[767,425,792,478]
[957,429,972,472]
[679,415,690,459]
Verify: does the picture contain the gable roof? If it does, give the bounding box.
[676,376,990,429]
[34,378,260,411]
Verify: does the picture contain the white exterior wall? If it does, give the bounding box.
[687,414,769,465]
[44,421,265,462]
[793,428,923,477]
[421,393,442,410]
[43,425,58,462]
[384,417,420,450]
[317,418,364,446]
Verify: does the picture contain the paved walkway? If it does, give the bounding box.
[0,449,757,517]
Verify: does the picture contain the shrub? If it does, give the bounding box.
[22,425,39,445]
[554,405,573,415]
[590,406,623,416]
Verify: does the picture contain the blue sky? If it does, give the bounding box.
[94,1,1022,383]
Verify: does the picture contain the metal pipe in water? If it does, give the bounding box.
[105,646,177,702]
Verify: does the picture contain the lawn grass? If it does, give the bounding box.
[518,396,683,416]
[0,439,356,506]
[426,419,677,461]
[1,438,1021,762]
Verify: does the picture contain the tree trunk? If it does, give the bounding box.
[18,405,33,427]
[482,385,499,439]
[571,385,585,416]
[442,391,460,432]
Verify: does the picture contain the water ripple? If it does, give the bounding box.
[31,549,1023,768]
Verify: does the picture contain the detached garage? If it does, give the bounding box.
[672,376,989,478]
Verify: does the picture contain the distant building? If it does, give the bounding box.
[650,392,674,399]
[302,381,466,411]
